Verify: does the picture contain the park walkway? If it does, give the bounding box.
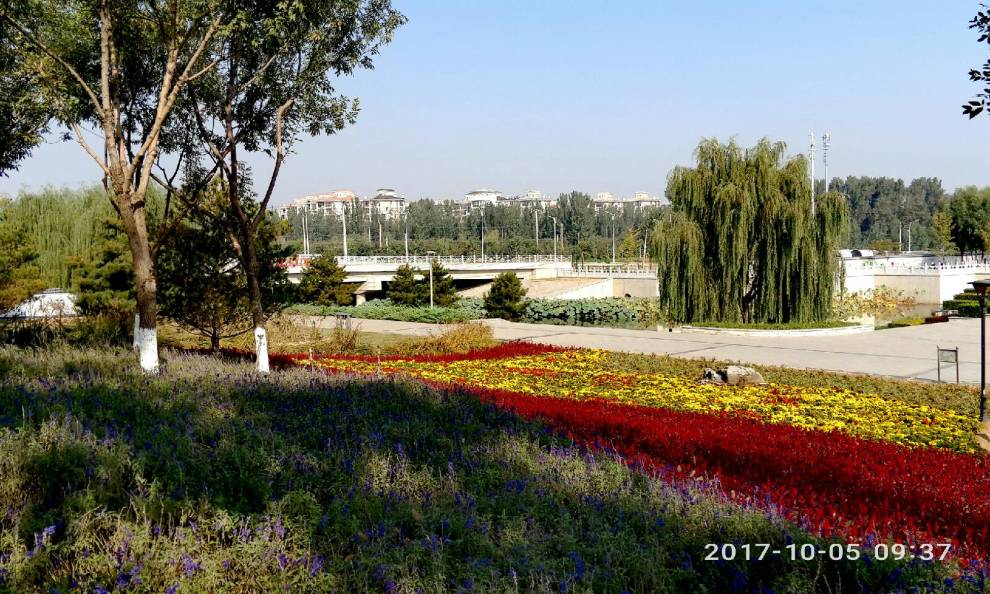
[295,315,986,385]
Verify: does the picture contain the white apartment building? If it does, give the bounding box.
[593,191,625,213]
[515,189,557,208]
[276,190,356,218]
[632,191,669,208]
[464,188,502,208]
[362,188,406,218]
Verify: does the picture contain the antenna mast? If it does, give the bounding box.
[822,131,831,193]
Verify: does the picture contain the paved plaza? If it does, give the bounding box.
[299,315,988,384]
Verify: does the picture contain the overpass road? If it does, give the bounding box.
[295,315,987,385]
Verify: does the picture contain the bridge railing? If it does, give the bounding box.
[335,254,572,265]
[564,264,658,278]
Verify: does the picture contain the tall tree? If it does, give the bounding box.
[427,260,457,307]
[0,199,45,312]
[963,4,990,118]
[175,0,404,372]
[946,186,990,256]
[653,138,847,324]
[2,0,228,371]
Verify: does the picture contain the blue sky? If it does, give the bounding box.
[2,0,988,204]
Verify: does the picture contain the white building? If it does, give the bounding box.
[276,190,356,218]
[593,191,625,213]
[631,191,669,208]
[464,188,502,209]
[362,188,406,219]
[515,189,557,208]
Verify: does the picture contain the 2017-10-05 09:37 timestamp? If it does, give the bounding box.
[703,542,953,562]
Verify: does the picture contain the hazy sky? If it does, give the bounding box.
[2,0,989,204]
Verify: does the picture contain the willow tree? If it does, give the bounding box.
[652,138,846,324]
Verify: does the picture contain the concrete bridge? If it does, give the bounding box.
[280,254,659,302]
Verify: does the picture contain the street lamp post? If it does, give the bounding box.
[971,279,990,422]
[550,215,558,259]
[609,213,616,265]
[403,211,409,259]
[427,250,437,309]
[341,209,348,260]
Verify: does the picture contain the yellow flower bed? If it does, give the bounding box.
[306,350,978,453]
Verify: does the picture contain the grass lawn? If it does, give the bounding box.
[0,346,965,593]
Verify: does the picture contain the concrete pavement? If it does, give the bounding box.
[295,315,986,384]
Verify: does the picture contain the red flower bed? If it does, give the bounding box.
[458,385,990,560]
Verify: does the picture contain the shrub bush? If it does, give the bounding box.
[483,272,527,321]
[523,297,663,327]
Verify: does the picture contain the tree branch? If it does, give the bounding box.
[70,123,111,176]
[2,14,104,116]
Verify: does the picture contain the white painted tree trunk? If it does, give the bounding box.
[135,325,159,373]
[132,313,140,350]
[254,327,270,373]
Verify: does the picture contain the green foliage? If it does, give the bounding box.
[156,214,273,351]
[831,177,945,251]
[962,5,990,118]
[946,186,990,255]
[68,220,133,316]
[523,297,663,327]
[689,320,856,330]
[298,255,354,306]
[428,260,458,307]
[618,228,640,260]
[0,199,45,312]
[484,272,527,321]
[288,299,483,324]
[0,346,961,592]
[655,138,847,324]
[932,210,957,254]
[385,264,426,306]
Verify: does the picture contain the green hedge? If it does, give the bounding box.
[522,298,663,327]
[287,297,666,328]
[286,298,485,324]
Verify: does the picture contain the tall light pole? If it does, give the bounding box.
[809,132,816,215]
[550,215,558,259]
[609,213,616,265]
[534,209,540,247]
[403,211,409,259]
[426,250,437,308]
[341,208,348,260]
[971,279,990,422]
[481,212,486,262]
[302,210,309,254]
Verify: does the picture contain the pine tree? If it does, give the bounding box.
[387,264,426,306]
[0,200,45,312]
[484,272,527,321]
[299,255,354,306]
[428,260,458,307]
[618,229,640,260]
[68,220,134,317]
[652,138,847,324]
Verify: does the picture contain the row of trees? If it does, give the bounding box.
[1,0,406,372]
[282,192,665,261]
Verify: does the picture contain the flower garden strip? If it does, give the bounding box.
[291,343,990,561]
[299,347,978,453]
